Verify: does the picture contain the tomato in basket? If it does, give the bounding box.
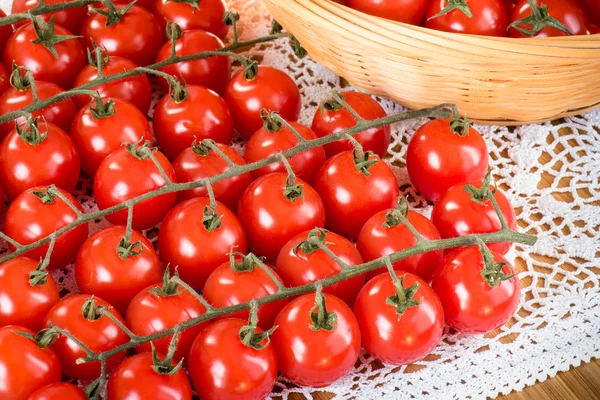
[349,0,429,25]
[508,0,589,37]
[425,0,509,37]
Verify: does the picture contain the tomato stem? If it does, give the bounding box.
[239,301,278,350]
[309,284,338,331]
[427,0,473,20]
[201,179,223,231]
[229,250,260,273]
[383,198,426,243]
[151,330,184,375]
[81,298,103,321]
[477,239,517,287]
[87,43,109,75]
[90,0,136,28]
[223,11,240,44]
[16,116,48,145]
[384,258,421,317]
[151,268,182,297]
[464,170,496,204]
[278,153,305,202]
[0,0,97,27]
[261,109,284,132]
[508,0,573,37]
[89,96,116,120]
[9,63,34,93]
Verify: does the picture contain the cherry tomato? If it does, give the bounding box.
[406,117,488,202]
[75,226,162,315]
[502,0,516,15]
[0,80,77,142]
[153,85,233,159]
[173,142,252,210]
[0,325,62,400]
[94,143,177,230]
[107,352,192,400]
[0,62,9,94]
[276,228,365,306]
[272,292,361,387]
[27,383,87,400]
[431,180,517,255]
[159,197,246,289]
[354,272,444,364]
[313,150,399,239]
[432,245,520,333]
[81,5,163,66]
[70,98,152,177]
[188,318,278,400]
[112,0,154,10]
[237,172,326,261]
[348,0,428,25]
[5,187,89,270]
[72,55,152,113]
[153,0,229,39]
[0,121,80,201]
[357,207,443,282]
[224,66,301,139]
[579,0,600,27]
[509,0,588,37]
[311,91,390,158]
[203,256,288,329]
[0,10,11,55]
[3,21,85,89]
[156,29,231,95]
[11,0,88,34]
[425,0,508,36]
[244,121,326,183]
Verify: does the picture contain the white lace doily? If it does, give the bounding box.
[1,1,599,399]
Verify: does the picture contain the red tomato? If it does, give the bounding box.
[509,0,588,37]
[3,22,85,89]
[502,0,516,15]
[153,0,229,39]
[311,91,390,158]
[159,197,247,288]
[5,187,89,270]
[107,352,192,400]
[406,118,488,202]
[432,245,520,333]
[276,229,365,306]
[0,121,80,200]
[0,10,11,55]
[75,226,162,314]
[354,272,444,364]
[153,85,233,159]
[244,121,326,183]
[272,292,361,387]
[27,383,87,400]
[579,0,600,27]
[11,0,88,34]
[70,98,153,177]
[237,172,326,261]
[591,24,600,34]
[188,318,278,400]
[94,144,177,230]
[203,256,288,328]
[425,0,508,36]
[113,0,154,10]
[173,142,252,210]
[0,62,9,94]
[0,257,59,332]
[0,325,62,400]
[348,0,429,25]
[156,29,231,95]
[357,208,443,282]
[431,181,517,255]
[72,55,152,113]
[0,80,77,142]
[81,5,163,66]
[313,151,399,239]
[224,66,301,139]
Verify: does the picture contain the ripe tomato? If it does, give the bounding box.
[244,121,326,183]
[153,85,233,159]
[70,98,152,177]
[311,91,390,158]
[112,0,154,10]
[43,295,129,380]
[153,0,229,39]
[159,197,246,289]
[11,0,88,34]
[0,10,11,55]
[313,151,399,239]
[425,0,508,36]
[188,318,278,400]
[432,245,520,333]
[156,29,231,95]
[509,0,588,37]
[81,5,163,66]
[503,0,516,15]
[107,352,192,400]
[75,226,162,314]
[348,0,429,25]
[0,80,77,142]
[0,62,9,94]
[237,172,326,261]
[173,142,252,210]
[224,65,301,139]
[357,207,443,282]
[0,257,59,331]
[272,292,361,387]
[5,187,89,270]
[276,229,365,305]
[94,143,177,230]
[0,121,80,201]
[3,21,85,89]
[0,325,62,400]
[406,117,488,202]
[431,180,517,255]
[27,383,87,400]
[354,272,444,364]
[579,0,600,27]
[72,55,152,113]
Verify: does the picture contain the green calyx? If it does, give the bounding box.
[16,117,48,146]
[385,274,421,318]
[222,11,240,26]
[13,325,59,349]
[81,298,104,321]
[242,59,259,81]
[507,0,573,37]
[125,139,153,160]
[29,260,50,286]
[353,150,378,177]
[321,92,345,113]
[168,77,188,103]
[151,342,184,376]
[383,198,410,228]
[477,240,515,287]
[89,97,116,120]
[166,0,200,10]
[91,0,137,27]
[428,0,472,20]
[449,114,473,137]
[116,237,143,260]
[309,286,337,332]
[239,302,277,350]
[202,205,222,232]
[270,19,283,35]
[283,175,304,202]
[261,109,283,132]
[87,43,110,70]
[30,16,81,59]
[32,187,57,204]
[191,139,214,156]
[464,170,495,205]
[9,63,33,91]
[150,268,182,297]
[293,228,330,256]
[228,250,260,273]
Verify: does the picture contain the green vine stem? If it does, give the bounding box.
[0,0,98,27]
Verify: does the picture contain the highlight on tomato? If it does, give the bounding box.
[508,0,589,37]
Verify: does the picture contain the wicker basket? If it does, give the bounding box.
[263,0,600,125]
